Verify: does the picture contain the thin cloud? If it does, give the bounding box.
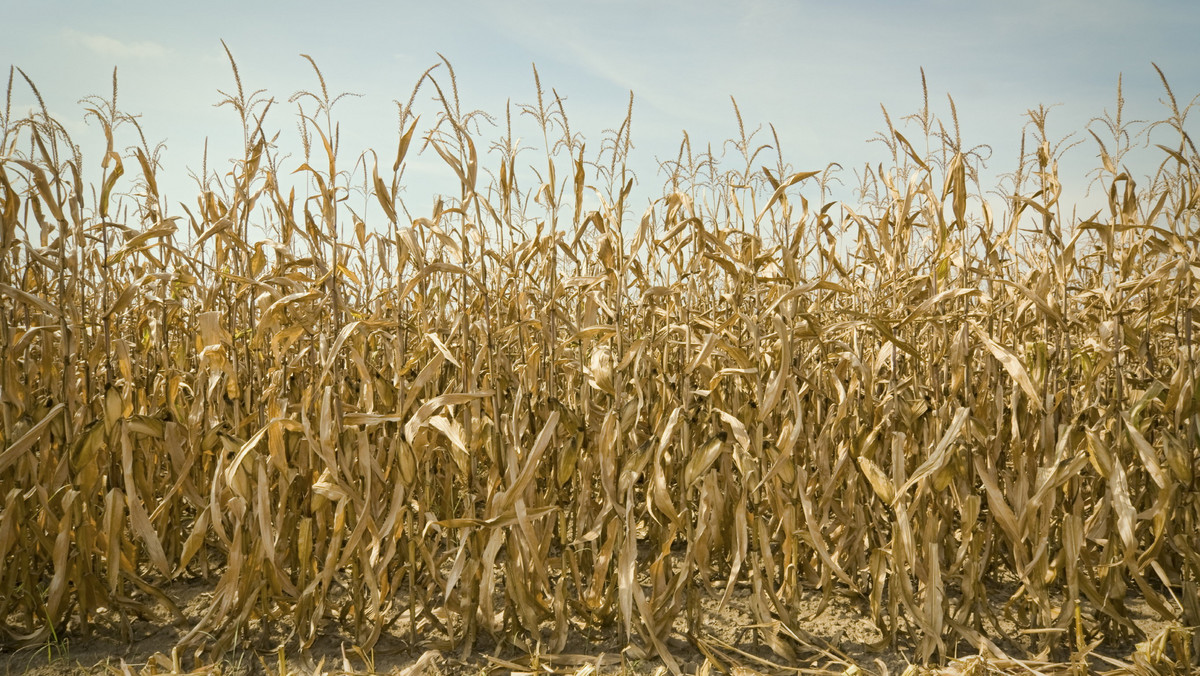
[481,2,727,127]
[63,29,168,60]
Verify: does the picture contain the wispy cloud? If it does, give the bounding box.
[63,29,168,60]
[480,1,732,128]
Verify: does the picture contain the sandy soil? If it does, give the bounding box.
[1,573,1189,676]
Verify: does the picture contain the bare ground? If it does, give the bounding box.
[1,575,1191,676]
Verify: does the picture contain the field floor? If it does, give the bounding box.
[1,577,1184,676]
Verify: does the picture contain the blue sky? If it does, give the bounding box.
[3,0,1198,223]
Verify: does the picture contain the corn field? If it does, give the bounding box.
[1,54,1198,674]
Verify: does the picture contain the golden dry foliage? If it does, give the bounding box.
[1,58,1198,675]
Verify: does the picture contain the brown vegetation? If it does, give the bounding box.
[1,54,1198,674]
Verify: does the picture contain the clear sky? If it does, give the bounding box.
[3,0,1199,225]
